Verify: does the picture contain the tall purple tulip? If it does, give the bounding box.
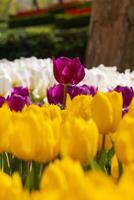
[53,57,85,85]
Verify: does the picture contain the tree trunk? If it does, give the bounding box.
[86,0,132,71]
[121,0,134,71]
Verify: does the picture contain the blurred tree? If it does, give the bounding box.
[86,0,134,71]
[33,0,39,9]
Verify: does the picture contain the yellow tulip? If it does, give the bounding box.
[115,130,134,164]
[40,157,85,191]
[0,104,12,152]
[0,171,29,200]
[35,119,60,162]
[91,92,122,134]
[42,104,62,121]
[40,157,119,200]
[115,112,134,164]
[9,111,41,160]
[9,105,61,162]
[60,117,99,164]
[66,95,93,120]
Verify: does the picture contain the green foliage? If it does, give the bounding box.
[8,13,53,28]
[0,26,88,63]
[8,1,91,28]
[54,13,90,28]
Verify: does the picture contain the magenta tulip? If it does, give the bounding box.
[53,57,85,85]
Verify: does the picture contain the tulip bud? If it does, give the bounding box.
[53,57,85,85]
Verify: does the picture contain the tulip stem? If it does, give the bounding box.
[62,84,68,109]
[102,135,106,150]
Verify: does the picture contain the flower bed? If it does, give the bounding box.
[0,57,134,99]
[0,56,134,199]
[8,1,91,28]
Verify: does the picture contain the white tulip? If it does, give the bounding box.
[0,75,12,97]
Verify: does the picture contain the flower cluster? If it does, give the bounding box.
[1,57,134,99]
[0,57,55,99]
[0,57,134,200]
[1,158,134,200]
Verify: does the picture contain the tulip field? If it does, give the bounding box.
[1,56,134,199]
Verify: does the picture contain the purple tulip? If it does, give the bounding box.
[7,86,32,111]
[0,96,5,107]
[47,84,64,106]
[47,84,97,106]
[7,94,26,112]
[11,86,31,105]
[11,86,29,97]
[68,85,97,99]
[114,86,134,115]
[114,86,134,108]
[53,57,85,85]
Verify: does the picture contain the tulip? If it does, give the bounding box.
[115,116,134,164]
[66,95,93,120]
[53,57,85,85]
[47,84,64,106]
[114,86,134,114]
[11,86,29,97]
[60,117,99,164]
[7,94,26,112]
[0,75,12,97]
[11,86,31,105]
[7,86,31,111]
[0,105,12,152]
[40,157,85,191]
[0,171,29,200]
[68,85,97,99]
[91,91,122,134]
[8,105,61,162]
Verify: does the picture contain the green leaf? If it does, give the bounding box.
[98,148,115,174]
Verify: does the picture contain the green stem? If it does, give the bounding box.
[0,153,3,171]
[102,135,106,150]
[62,84,68,109]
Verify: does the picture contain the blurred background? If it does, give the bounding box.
[0,0,134,71]
[0,0,91,64]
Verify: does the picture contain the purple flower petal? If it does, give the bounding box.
[114,86,134,109]
[53,57,85,85]
[0,96,5,107]
[7,94,26,112]
[7,86,32,111]
[47,84,64,106]
[68,85,97,99]
[11,86,29,97]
